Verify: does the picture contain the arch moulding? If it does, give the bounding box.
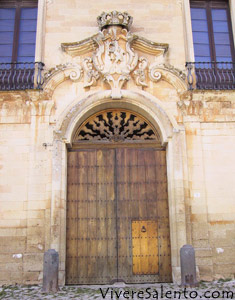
[50,89,189,285]
[54,89,180,146]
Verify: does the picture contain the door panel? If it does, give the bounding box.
[132,220,159,275]
[66,149,117,284]
[66,148,171,284]
[116,148,171,283]
[66,151,79,282]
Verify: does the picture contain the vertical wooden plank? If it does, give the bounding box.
[141,151,159,275]
[117,148,137,281]
[137,150,147,220]
[132,221,141,275]
[66,151,78,284]
[96,149,107,281]
[129,149,139,222]
[105,149,117,282]
[155,151,169,222]
[129,149,145,281]
[144,150,158,219]
[158,224,172,281]
[116,148,126,280]
[146,221,159,274]
[139,220,149,274]
[76,151,88,282]
[86,150,97,281]
[95,149,117,283]
[155,150,172,282]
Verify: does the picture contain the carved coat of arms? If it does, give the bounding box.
[57,11,171,99]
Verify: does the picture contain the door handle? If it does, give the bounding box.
[141,226,146,233]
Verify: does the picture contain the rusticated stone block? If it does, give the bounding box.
[42,249,59,293]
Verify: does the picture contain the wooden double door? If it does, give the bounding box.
[66,147,171,284]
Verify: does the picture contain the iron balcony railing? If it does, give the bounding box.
[0,62,44,91]
[186,62,235,90]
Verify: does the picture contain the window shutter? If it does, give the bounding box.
[0,8,16,63]
[211,8,233,62]
[17,7,38,62]
[191,7,211,62]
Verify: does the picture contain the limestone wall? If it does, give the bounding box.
[0,92,53,284]
[179,91,235,281]
[0,0,235,285]
[44,0,186,69]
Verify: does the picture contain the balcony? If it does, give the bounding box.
[0,62,44,91]
[186,62,235,90]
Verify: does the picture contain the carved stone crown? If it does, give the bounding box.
[97,11,133,30]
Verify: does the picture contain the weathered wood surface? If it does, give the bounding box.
[66,150,117,284]
[66,148,171,284]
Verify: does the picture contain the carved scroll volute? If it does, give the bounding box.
[64,65,83,82]
[148,62,187,94]
[43,63,83,97]
[149,62,162,82]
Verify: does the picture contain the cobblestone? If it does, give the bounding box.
[0,280,234,299]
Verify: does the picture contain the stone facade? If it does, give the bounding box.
[0,0,235,285]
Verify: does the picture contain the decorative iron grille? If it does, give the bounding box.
[73,110,160,143]
[0,62,44,91]
[186,62,235,90]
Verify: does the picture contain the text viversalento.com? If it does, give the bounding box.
[99,286,234,299]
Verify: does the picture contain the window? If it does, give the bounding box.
[191,0,235,63]
[0,0,43,90]
[188,0,235,89]
[0,0,38,63]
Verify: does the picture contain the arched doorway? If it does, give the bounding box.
[66,109,172,284]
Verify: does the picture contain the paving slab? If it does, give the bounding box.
[0,280,234,299]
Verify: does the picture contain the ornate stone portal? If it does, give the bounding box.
[60,11,170,99]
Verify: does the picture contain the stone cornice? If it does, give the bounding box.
[61,34,168,57]
[132,35,168,56]
[61,35,98,56]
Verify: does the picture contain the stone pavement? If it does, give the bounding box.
[0,280,234,299]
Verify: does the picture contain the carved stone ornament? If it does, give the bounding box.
[83,58,100,87]
[92,26,139,98]
[97,11,133,30]
[44,63,83,82]
[61,11,169,99]
[134,57,148,87]
[177,100,203,116]
[149,63,187,93]
[149,63,162,82]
